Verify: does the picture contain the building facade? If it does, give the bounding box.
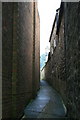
[2,2,40,119]
[43,2,80,119]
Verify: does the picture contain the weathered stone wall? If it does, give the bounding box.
[45,59,52,85]
[44,2,80,119]
[2,2,40,119]
[44,4,66,102]
[64,2,80,119]
[51,14,66,103]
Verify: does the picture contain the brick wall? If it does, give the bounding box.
[2,3,13,118]
[2,2,40,119]
[34,3,40,93]
[12,2,33,116]
[32,2,40,97]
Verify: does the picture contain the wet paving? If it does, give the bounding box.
[22,80,67,119]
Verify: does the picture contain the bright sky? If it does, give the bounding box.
[38,0,61,55]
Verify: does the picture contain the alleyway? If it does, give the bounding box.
[22,80,67,119]
[1,2,80,119]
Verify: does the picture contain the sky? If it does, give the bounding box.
[38,0,61,55]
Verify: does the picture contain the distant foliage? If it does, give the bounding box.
[40,53,48,70]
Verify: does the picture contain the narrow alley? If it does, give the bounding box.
[22,80,66,119]
[0,1,80,120]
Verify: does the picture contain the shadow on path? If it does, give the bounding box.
[22,80,67,119]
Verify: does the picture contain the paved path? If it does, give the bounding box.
[22,80,67,119]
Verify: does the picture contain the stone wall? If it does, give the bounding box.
[40,67,45,80]
[51,13,66,103]
[2,2,40,119]
[64,2,80,119]
[45,59,52,85]
[44,3,66,102]
[44,2,80,119]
